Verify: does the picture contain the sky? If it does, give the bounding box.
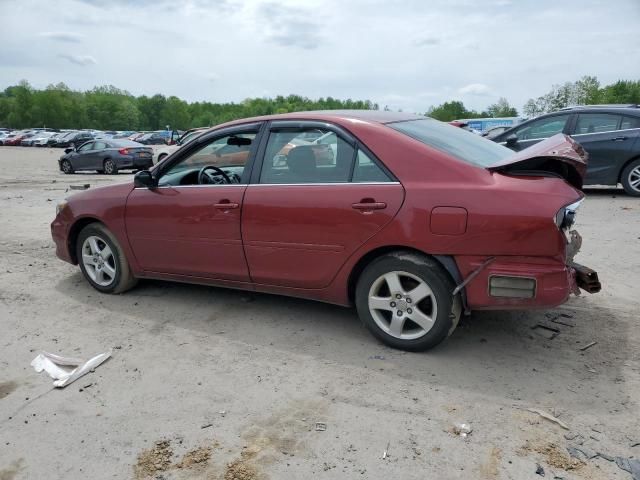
[0,0,639,113]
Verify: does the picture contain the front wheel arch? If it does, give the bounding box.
[67,218,104,264]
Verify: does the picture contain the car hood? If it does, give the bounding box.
[488,134,588,189]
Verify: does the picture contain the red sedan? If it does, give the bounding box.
[51,111,600,351]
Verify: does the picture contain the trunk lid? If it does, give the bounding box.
[488,134,588,189]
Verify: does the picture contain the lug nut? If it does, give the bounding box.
[390,302,396,307]
[406,298,412,303]
[407,308,413,314]
[397,310,403,316]
[395,294,402,299]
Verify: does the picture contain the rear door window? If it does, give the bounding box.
[259,128,353,184]
[621,116,640,130]
[352,150,392,183]
[574,114,622,134]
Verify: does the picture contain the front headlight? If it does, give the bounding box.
[555,199,583,231]
[56,200,68,216]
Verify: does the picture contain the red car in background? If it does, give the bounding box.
[51,111,600,351]
[3,131,34,146]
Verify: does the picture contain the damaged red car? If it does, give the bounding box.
[51,111,600,351]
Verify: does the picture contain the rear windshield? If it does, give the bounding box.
[388,118,513,167]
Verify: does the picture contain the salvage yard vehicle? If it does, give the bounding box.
[492,105,640,196]
[58,139,153,174]
[51,111,600,351]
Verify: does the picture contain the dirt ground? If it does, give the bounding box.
[0,146,638,480]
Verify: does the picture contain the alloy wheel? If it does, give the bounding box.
[629,166,640,193]
[81,235,117,286]
[367,270,438,340]
[104,160,114,174]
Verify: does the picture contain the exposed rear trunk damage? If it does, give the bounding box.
[488,134,588,189]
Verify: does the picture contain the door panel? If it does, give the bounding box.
[575,130,638,184]
[242,184,404,288]
[125,185,250,281]
[570,114,640,185]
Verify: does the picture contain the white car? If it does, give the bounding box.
[153,127,207,164]
[31,131,56,147]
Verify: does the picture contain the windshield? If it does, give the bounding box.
[388,118,513,167]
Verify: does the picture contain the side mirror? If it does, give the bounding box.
[134,170,157,189]
[64,148,73,154]
[505,135,518,148]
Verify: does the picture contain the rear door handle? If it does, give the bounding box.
[352,201,387,210]
[213,201,239,210]
[612,136,628,141]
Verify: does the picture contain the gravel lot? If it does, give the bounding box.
[0,146,638,480]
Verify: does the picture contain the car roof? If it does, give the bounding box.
[107,139,144,147]
[212,110,425,131]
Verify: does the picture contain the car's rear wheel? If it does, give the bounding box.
[156,153,168,164]
[104,159,118,175]
[355,252,461,351]
[61,159,74,174]
[76,223,137,294]
[621,159,640,197]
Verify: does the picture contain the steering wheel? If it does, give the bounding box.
[198,165,232,185]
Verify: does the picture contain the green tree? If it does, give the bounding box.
[486,97,518,117]
[426,101,482,121]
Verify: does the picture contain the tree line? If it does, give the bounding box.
[426,76,640,121]
[1,76,639,130]
[0,81,378,130]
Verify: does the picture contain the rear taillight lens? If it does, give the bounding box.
[555,199,583,231]
[118,148,130,155]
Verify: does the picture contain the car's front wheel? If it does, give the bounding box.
[61,159,74,174]
[355,252,461,351]
[76,223,137,294]
[621,158,640,197]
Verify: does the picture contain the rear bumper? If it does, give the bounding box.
[117,156,154,169]
[455,255,587,310]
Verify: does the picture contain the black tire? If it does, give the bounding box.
[76,223,137,294]
[103,158,118,175]
[621,158,640,197]
[355,252,461,351]
[156,153,167,164]
[61,159,74,174]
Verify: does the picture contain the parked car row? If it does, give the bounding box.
[0,128,184,148]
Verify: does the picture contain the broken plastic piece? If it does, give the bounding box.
[526,408,569,430]
[31,350,112,388]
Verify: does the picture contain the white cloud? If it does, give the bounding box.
[39,31,84,43]
[0,0,638,115]
[458,83,492,96]
[58,54,97,66]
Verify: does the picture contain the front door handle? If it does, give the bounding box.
[612,136,628,141]
[213,201,239,210]
[352,201,387,210]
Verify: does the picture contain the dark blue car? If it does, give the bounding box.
[492,105,640,196]
[58,139,153,175]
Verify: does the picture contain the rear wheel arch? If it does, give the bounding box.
[618,154,640,183]
[347,246,460,304]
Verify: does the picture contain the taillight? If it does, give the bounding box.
[118,148,130,155]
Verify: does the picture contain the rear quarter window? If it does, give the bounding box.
[388,118,513,167]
